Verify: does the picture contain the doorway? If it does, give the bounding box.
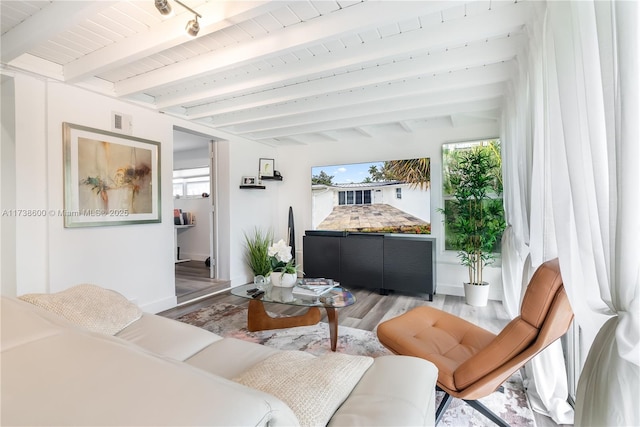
[172,127,228,304]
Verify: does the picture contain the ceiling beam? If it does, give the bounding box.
[64,1,279,83]
[236,87,505,140]
[114,1,470,97]
[197,60,514,127]
[1,2,115,64]
[246,97,503,141]
[154,2,529,109]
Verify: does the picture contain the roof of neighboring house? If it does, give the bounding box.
[312,181,405,190]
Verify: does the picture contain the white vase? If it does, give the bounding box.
[271,272,297,288]
[464,282,490,306]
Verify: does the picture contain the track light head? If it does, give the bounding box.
[185,16,200,37]
[155,0,172,15]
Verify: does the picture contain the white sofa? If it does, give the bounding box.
[1,292,437,426]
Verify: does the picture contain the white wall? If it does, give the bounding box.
[276,124,504,300]
[174,197,211,261]
[1,76,17,297]
[4,71,279,311]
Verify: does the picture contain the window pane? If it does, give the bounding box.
[346,191,354,204]
[355,190,363,204]
[338,192,345,205]
[442,139,503,252]
[363,190,371,204]
[186,181,210,196]
[173,167,209,179]
[173,183,184,197]
[396,188,402,199]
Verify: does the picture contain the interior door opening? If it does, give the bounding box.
[172,127,228,304]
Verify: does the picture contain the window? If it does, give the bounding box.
[173,167,210,198]
[396,188,402,199]
[338,190,372,206]
[442,139,503,252]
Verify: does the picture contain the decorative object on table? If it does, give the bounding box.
[439,140,505,306]
[243,227,273,280]
[287,206,295,264]
[293,278,335,300]
[63,122,161,228]
[268,239,297,287]
[259,158,275,178]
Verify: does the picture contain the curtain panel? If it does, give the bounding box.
[502,1,639,425]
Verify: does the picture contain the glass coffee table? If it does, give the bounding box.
[231,282,356,351]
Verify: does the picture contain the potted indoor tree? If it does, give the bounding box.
[441,143,506,306]
[243,228,272,283]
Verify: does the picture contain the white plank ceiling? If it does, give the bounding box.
[1,0,537,146]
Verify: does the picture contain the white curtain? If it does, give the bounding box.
[502,0,640,425]
[545,1,640,425]
[501,2,574,423]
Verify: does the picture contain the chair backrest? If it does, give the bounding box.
[452,259,574,398]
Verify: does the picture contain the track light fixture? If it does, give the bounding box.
[185,16,200,37]
[155,0,202,37]
[154,0,172,16]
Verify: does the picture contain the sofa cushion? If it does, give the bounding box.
[186,336,281,379]
[234,351,373,427]
[116,313,222,361]
[19,284,142,335]
[329,355,438,427]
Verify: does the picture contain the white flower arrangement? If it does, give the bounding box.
[268,239,296,273]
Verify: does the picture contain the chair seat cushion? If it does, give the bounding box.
[377,306,495,391]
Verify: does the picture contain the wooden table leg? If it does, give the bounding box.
[247,299,322,332]
[325,307,338,351]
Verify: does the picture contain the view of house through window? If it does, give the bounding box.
[311,158,431,234]
[173,167,210,198]
[442,139,503,252]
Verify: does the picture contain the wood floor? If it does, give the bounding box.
[165,262,565,427]
[174,260,230,304]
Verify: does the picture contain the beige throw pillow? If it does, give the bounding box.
[19,284,142,335]
[235,351,373,427]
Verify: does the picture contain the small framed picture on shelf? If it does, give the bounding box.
[242,176,257,186]
[259,158,275,178]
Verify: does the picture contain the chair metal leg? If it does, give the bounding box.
[463,399,511,427]
[435,385,510,427]
[435,391,453,425]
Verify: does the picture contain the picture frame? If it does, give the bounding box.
[259,158,275,178]
[63,122,161,228]
[242,176,257,186]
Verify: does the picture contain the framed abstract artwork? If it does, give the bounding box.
[63,122,161,228]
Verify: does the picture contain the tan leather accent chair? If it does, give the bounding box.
[377,259,574,426]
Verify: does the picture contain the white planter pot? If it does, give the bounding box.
[271,272,297,288]
[464,282,490,307]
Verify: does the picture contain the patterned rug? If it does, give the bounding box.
[176,302,536,426]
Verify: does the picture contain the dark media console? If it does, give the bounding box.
[303,230,436,300]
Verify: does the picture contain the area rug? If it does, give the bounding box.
[176,302,536,426]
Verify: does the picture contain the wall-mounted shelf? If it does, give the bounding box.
[240,185,266,189]
[260,175,283,181]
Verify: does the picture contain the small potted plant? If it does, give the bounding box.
[268,239,297,287]
[441,143,506,306]
[243,228,272,282]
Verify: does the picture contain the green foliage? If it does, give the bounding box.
[440,143,506,285]
[311,170,334,185]
[243,228,272,276]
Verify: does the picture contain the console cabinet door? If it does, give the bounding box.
[383,236,434,297]
[302,236,341,281]
[340,234,384,291]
